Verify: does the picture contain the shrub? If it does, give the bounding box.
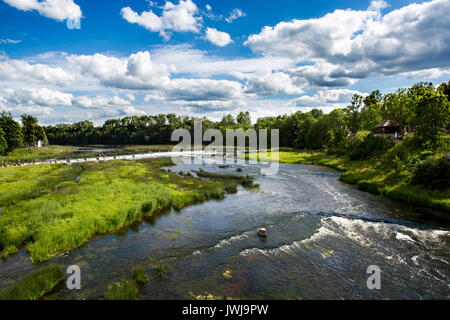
[411,157,450,190]
[349,133,394,160]
[105,280,138,300]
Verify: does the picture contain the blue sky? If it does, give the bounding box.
[0,0,449,125]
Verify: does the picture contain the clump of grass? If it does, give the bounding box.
[218,165,230,169]
[105,280,138,300]
[153,262,169,279]
[132,266,148,284]
[196,169,258,190]
[236,168,243,172]
[0,266,64,300]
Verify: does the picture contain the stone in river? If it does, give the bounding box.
[258,228,267,238]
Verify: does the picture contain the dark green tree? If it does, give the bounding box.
[415,93,449,150]
[237,111,251,128]
[0,112,23,152]
[21,114,48,147]
[0,127,7,155]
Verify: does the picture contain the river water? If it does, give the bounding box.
[0,157,449,299]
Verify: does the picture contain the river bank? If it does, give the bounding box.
[245,149,450,214]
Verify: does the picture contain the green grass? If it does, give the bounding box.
[105,280,138,300]
[0,158,234,262]
[246,148,450,213]
[132,266,148,284]
[0,266,64,300]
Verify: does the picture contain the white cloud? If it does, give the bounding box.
[246,0,450,84]
[1,87,73,106]
[121,0,200,39]
[205,28,232,47]
[3,0,82,29]
[225,8,246,23]
[161,78,244,102]
[150,44,294,76]
[125,93,136,102]
[295,89,364,107]
[121,106,146,116]
[0,58,73,86]
[67,51,172,90]
[242,71,304,96]
[72,95,131,109]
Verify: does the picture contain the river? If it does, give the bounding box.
[0,156,449,299]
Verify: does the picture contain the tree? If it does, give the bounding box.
[360,91,383,130]
[21,114,48,147]
[220,114,236,128]
[0,127,7,155]
[310,109,324,119]
[236,111,251,128]
[415,93,449,150]
[344,94,363,134]
[0,112,23,152]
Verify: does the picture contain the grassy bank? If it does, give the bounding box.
[246,147,449,213]
[0,266,64,300]
[0,158,247,262]
[0,145,175,163]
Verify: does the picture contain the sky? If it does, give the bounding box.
[0,0,449,125]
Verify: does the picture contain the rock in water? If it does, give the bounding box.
[258,228,267,238]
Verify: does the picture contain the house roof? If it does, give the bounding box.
[375,120,403,128]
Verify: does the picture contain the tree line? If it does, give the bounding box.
[1,81,449,156]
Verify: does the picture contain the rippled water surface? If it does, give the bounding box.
[1,157,449,299]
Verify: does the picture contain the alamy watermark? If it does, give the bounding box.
[171,121,280,176]
[367,265,381,290]
[66,265,81,290]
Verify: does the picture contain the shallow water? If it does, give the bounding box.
[0,157,449,299]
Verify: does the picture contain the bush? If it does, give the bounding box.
[411,157,450,190]
[349,133,394,160]
[105,280,138,300]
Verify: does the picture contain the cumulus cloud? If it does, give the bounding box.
[225,8,246,23]
[160,78,243,102]
[72,95,131,109]
[121,0,200,39]
[295,89,364,107]
[0,58,73,86]
[67,51,172,90]
[246,0,450,85]
[1,87,73,106]
[3,0,82,29]
[205,28,232,47]
[241,71,304,96]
